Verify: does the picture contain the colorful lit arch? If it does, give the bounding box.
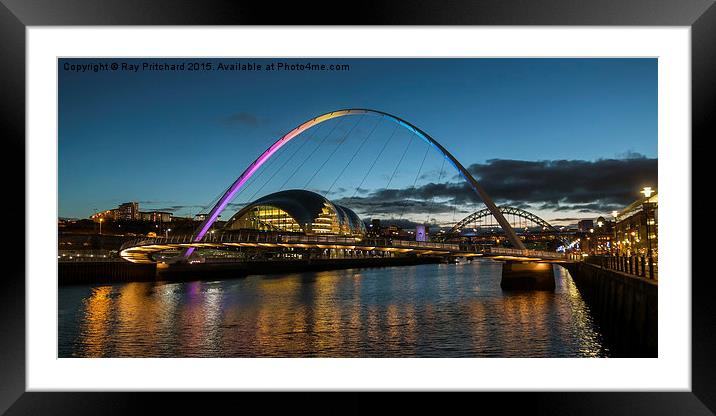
[185,109,525,257]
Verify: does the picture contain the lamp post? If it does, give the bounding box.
[99,218,103,235]
[612,210,619,256]
[641,187,655,278]
[641,187,654,258]
[165,228,171,239]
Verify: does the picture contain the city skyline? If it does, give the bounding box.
[59,58,657,225]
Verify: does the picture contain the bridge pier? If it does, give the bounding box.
[500,261,555,291]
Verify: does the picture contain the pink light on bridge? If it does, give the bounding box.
[184,110,362,257]
[183,108,525,259]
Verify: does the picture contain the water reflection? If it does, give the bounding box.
[59,261,607,357]
[79,286,113,357]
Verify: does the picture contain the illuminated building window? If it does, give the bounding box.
[224,190,365,237]
[230,205,304,233]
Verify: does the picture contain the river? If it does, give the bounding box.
[58,260,608,357]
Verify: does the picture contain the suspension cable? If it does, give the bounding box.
[245,122,324,203]
[368,129,414,220]
[279,117,345,190]
[209,132,291,212]
[426,157,446,225]
[231,141,289,203]
[351,123,399,199]
[399,142,430,220]
[304,115,365,191]
[325,116,383,197]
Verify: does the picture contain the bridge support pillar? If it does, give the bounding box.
[500,261,555,291]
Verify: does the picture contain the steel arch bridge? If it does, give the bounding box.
[446,206,561,237]
[184,108,527,258]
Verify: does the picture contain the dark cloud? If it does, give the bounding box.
[465,157,657,210]
[551,217,591,222]
[221,112,262,127]
[152,204,205,213]
[333,157,656,216]
[616,150,648,159]
[138,200,176,205]
[334,195,466,216]
[160,157,654,222]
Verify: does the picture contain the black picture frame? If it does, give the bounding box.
[1,0,711,414]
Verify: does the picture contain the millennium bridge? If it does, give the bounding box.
[119,108,575,265]
[120,232,570,264]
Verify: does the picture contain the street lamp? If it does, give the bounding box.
[611,210,620,256]
[165,228,171,239]
[641,187,654,261]
[99,218,103,235]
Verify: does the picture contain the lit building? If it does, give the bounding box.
[614,191,658,258]
[590,216,614,255]
[90,209,118,221]
[117,202,139,221]
[223,190,366,237]
[139,211,172,223]
[415,224,429,242]
[90,202,174,224]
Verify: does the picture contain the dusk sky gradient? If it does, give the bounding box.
[59,58,657,226]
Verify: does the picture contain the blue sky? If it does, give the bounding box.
[59,58,657,225]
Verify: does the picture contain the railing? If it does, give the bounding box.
[58,249,123,262]
[487,247,567,260]
[391,240,461,251]
[583,254,658,281]
[121,233,580,259]
[120,233,462,253]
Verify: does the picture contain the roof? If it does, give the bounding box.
[225,189,365,234]
[619,193,658,220]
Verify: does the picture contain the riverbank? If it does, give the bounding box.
[158,256,444,281]
[562,262,657,357]
[58,256,444,285]
[58,261,157,285]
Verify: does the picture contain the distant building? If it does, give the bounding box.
[90,209,119,221]
[614,192,658,258]
[415,224,429,242]
[386,225,401,238]
[117,202,139,221]
[591,216,614,255]
[139,211,172,223]
[577,219,594,233]
[90,202,172,224]
[365,219,382,238]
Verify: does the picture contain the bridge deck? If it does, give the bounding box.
[119,234,571,264]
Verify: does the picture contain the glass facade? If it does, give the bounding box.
[310,202,340,234]
[224,190,366,237]
[229,205,304,233]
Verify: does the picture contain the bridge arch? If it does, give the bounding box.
[186,108,526,257]
[445,206,563,243]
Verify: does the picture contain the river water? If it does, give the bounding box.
[58,260,608,357]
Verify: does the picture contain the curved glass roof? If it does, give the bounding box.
[224,189,365,236]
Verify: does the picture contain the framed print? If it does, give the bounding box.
[2,0,713,414]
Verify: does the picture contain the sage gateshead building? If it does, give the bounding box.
[223,189,366,238]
